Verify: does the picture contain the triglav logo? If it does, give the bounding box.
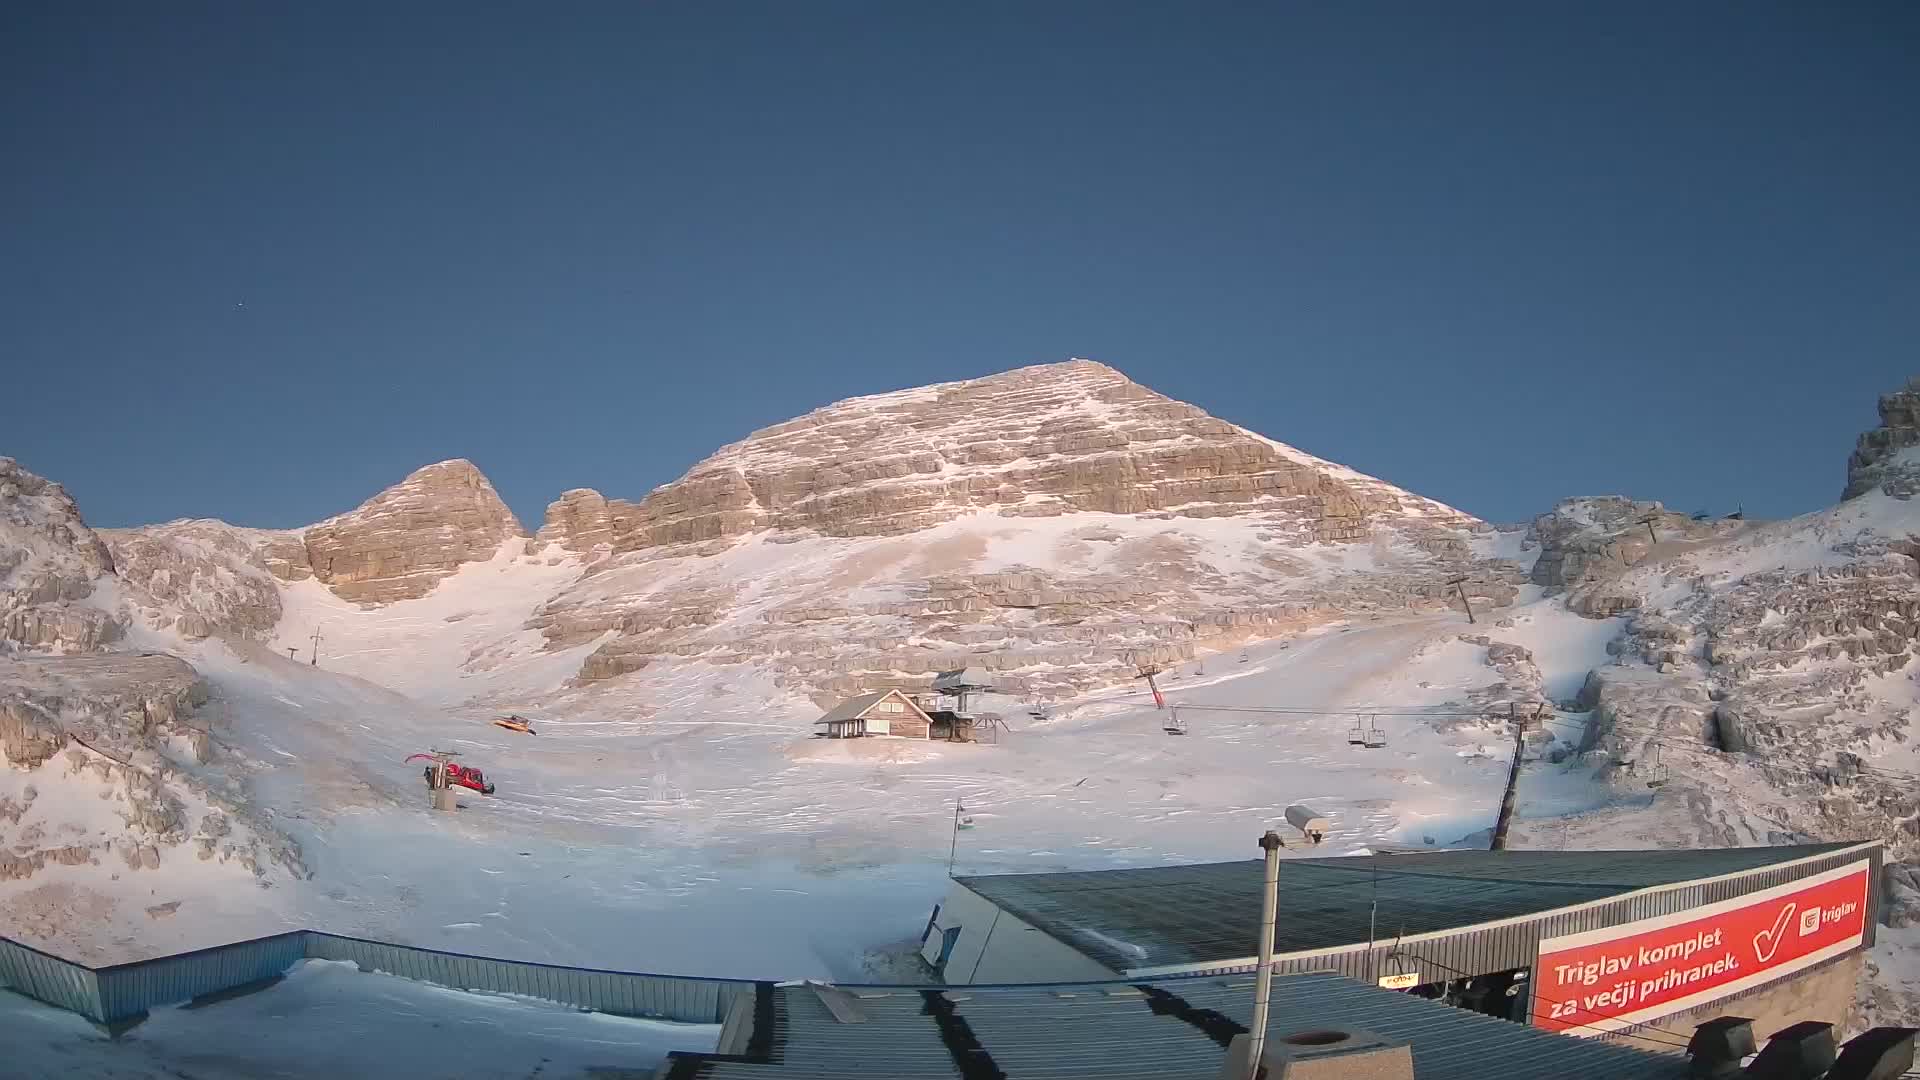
[1798,907,1821,938]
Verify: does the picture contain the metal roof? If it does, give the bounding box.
[932,667,995,691]
[955,843,1862,973]
[814,691,928,725]
[670,970,1686,1079]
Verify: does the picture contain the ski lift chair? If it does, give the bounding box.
[1349,717,1387,749]
[1163,709,1187,736]
[1644,745,1669,788]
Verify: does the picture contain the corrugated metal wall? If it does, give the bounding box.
[93,931,308,1023]
[3,928,753,1026]
[1142,845,1883,986]
[303,932,751,1023]
[0,933,103,1020]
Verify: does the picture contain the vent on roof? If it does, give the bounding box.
[1220,1026,1413,1080]
[1685,1015,1754,1078]
[1746,1020,1837,1080]
[1826,1025,1918,1080]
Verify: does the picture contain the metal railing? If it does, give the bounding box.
[1,927,752,1027]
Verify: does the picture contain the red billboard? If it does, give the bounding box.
[1532,858,1870,1036]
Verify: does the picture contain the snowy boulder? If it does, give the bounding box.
[1486,642,1533,666]
[197,810,230,839]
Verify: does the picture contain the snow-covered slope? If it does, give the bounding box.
[4,363,1919,1033]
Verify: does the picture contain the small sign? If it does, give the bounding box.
[1378,972,1421,990]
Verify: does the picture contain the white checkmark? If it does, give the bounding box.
[1753,903,1796,963]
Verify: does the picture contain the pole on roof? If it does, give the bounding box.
[1367,861,1379,984]
[947,798,964,876]
[1247,829,1285,1078]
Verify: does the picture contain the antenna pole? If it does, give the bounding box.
[1247,830,1285,1078]
[1367,861,1379,984]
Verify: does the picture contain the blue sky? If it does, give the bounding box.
[4,3,1915,530]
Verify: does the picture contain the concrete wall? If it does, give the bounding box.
[1638,952,1863,1048]
[923,884,1118,985]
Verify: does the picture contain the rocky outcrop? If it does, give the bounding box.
[1844,379,1920,500]
[0,652,209,765]
[304,459,525,604]
[534,488,616,554]
[538,361,1476,556]
[0,457,121,652]
[257,533,313,582]
[103,520,292,640]
[1528,497,1731,591]
[1555,456,1920,862]
[0,653,304,891]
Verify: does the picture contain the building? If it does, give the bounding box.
[924,709,976,742]
[919,841,1881,1046]
[812,690,933,739]
[657,968,1693,1079]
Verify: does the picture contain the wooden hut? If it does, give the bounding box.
[812,690,934,739]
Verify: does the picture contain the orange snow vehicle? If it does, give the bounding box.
[491,714,537,735]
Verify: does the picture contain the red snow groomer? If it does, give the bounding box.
[406,753,496,795]
[441,762,494,795]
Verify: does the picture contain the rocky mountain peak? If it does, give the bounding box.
[302,458,524,605]
[0,457,123,651]
[537,359,1475,556]
[1844,378,1920,501]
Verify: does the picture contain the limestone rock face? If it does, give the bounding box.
[535,488,616,553]
[539,361,1475,555]
[1555,444,1920,863]
[0,457,122,652]
[522,362,1517,698]
[259,534,313,582]
[1528,497,1734,592]
[0,652,209,765]
[0,653,306,901]
[1844,380,1920,500]
[304,459,525,604]
[103,519,292,640]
